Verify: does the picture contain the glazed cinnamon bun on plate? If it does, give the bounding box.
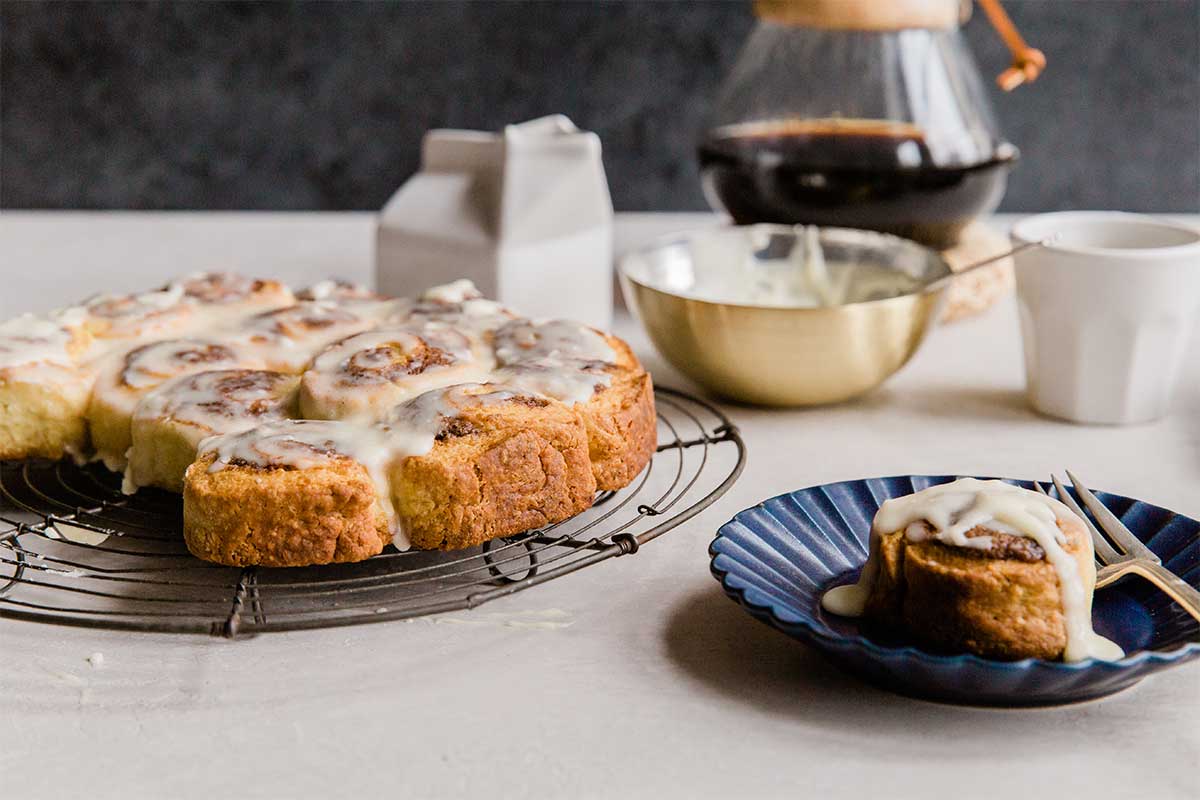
[711,475,1200,705]
[821,478,1122,662]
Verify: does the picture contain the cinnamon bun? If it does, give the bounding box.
[298,325,493,421]
[0,310,95,460]
[82,286,194,341]
[87,338,266,471]
[184,419,395,566]
[171,271,295,314]
[236,301,382,372]
[385,383,597,551]
[492,319,656,490]
[125,369,299,493]
[822,479,1124,662]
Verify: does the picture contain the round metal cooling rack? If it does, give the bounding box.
[0,387,744,638]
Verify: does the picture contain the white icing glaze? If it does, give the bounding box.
[0,314,78,371]
[491,363,607,405]
[134,369,296,436]
[235,301,378,370]
[83,285,192,340]
[421,279,482,304]
[494,319,615,365]
[822,478,1123,662]
[300,280,340,301]
[302,327,495,420]
[387,281,516,334]
[659,225,921,308]
[118,339,252,390]
[381,382,529,437]
[491,319,616,404]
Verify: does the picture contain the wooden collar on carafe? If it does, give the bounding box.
[753,0,968,31]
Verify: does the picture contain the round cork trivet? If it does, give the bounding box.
[939,221,1015,323]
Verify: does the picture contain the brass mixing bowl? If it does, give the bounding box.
[619,225,950,406]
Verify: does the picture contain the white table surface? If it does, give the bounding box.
[1,212,1197,800]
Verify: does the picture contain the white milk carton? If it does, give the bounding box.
[376,115,614,328]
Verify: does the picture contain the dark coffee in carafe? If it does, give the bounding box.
[699,118,1015,248]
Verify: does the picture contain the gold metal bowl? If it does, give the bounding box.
[619,225,949,406]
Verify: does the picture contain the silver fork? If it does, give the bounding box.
[1033,471,1200,622]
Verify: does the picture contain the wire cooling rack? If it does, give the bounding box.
[0,387,744,637]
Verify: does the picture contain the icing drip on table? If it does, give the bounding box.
[821,478,1123,662]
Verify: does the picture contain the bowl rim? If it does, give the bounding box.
[617,223,953,312]
[1011,211,1200,258]
[710,473,1200,673]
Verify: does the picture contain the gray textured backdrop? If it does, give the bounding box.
[2,0,1198,212]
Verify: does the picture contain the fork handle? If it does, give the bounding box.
[1112,562,1200,624]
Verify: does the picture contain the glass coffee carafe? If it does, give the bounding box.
[700,0,1043,248]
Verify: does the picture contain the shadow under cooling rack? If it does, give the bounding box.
[0,387,745,637]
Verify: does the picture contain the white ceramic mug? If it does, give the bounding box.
[1011,211,1200,425]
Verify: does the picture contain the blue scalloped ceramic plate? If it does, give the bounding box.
[711,475,1200,706]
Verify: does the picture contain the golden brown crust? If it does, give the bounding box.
[181,393,597,565]
[392,396,597,551]
[865,520,1090,660]
[183,453,392,567]
[578,333,656,490]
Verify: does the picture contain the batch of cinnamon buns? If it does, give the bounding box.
[0,273,655,567]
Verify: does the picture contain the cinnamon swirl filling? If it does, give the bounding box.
[298,328,492,421]
[136,369,299,435]
[118,339,246,390]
